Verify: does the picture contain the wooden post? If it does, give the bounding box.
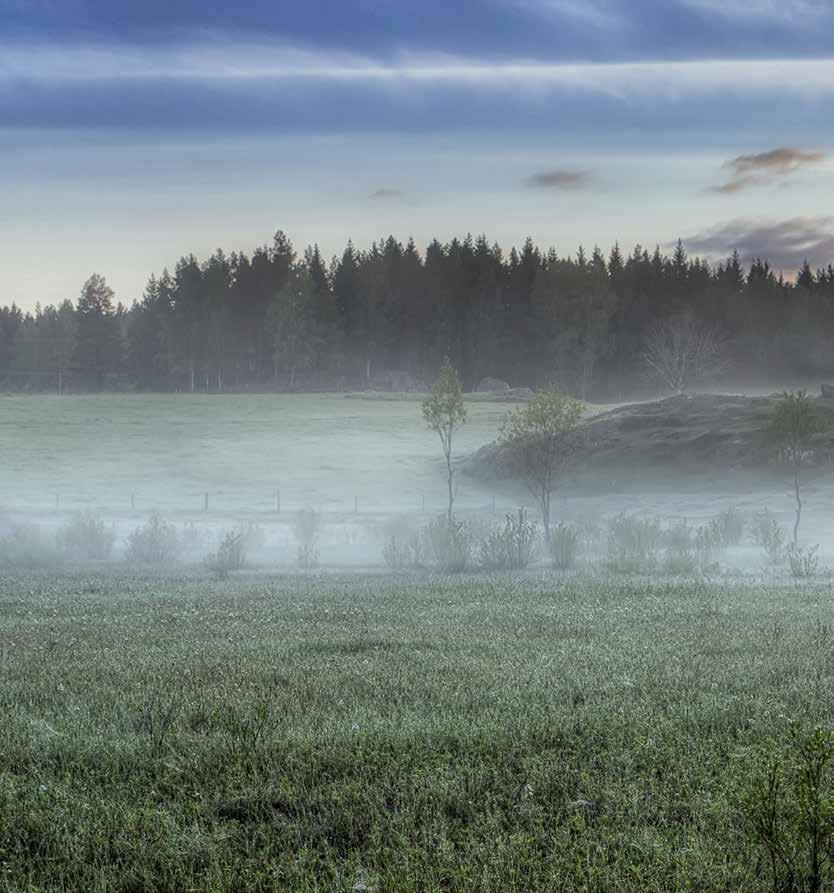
[55,493,60,512]
[492,494,496,514]
[204,492,209,513]
[276,488,281,514]
[421,493,425,513]
[354,496,359,515]
[131,493,135,511]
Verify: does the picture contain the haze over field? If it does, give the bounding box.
[7,2,834,891]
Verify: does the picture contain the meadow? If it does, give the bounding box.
[0,394,510,518]
[2,569,834,891]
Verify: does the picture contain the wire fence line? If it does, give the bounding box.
[5,488,534,521]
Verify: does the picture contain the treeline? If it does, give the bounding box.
[4,231,834,397]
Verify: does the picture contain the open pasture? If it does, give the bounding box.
[2,571,834,891]
[0,394,517,521]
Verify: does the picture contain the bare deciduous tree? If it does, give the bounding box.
[643,314,725,394]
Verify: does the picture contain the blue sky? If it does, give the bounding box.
[3,0,834,307]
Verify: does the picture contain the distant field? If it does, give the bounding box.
[0,394,512,518]
[2,571,833,891]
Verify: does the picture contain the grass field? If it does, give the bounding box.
[2,570,834,891]
[0,394,510,518]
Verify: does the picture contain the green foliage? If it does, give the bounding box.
[206,527,248,579]
[661,521,722,576]
[752,509,787,565]
[382,532,428,571]
[0,523,60,568]
[549,522,579,570]
[58,511,115,561]
[606,513,662,574]
[499,389,583,533]
[770,391,829,545]
[709,505,745,548]
[478,508,539,572]
[427,514,471,573]
[787,543,820,580]
[422,360,466,519]
[422,360,466,436]
[126,512,181,565]
[770,390,825,465]
[742,723,834,893]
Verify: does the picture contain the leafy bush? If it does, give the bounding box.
[294,508,320,570]
[787,542,819,579]
[478,508,539,572]
[751,509,786,565]
[0,524,60,568]
[428,515,471,573]
[708,505,744,548]
[206,527,248,579]
[126,513,181,565]
[549,523,579,570]
[741,723,834,893]
[606,514,661,574]
[381,517,428,571]
[58,511,115,561]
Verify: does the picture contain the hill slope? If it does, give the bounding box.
[464,393,834,490]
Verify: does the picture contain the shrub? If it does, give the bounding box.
[606,513,661,574]
[751,509,786,565]
[661,521,721,575]
[787,542,819,579]
[549,523,579,570]
[741,723,834,893]
[206,527,248,579]
[428,515,471,573]
[709,505,744,548]
[478,509,539,572]
[58,511,115,560]
[294,508,320,570]
[0,524,60,568]
[382,536,410,570]
[381,517,428,571]
[126,513,181,565]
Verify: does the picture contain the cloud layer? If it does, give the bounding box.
[525,169,592,189]
[686,217,834,270]
[713,147,826,193]
[5,43,834,98]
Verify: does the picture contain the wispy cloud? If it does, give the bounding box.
[514,0,624,29]
[5,42,834,99]
[525,169,592,189]
[679,0,829,24]
[712,147,827,193]
[369,187,404,200]
[685,217,834,270]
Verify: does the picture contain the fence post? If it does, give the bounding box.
[492,494,496,514]
[276,488,281,514]
[55,493,60,512]
[204,492,209,513]
[354,496,359,515]
[131,493,135,511]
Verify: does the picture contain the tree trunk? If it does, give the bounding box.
[794,465,802,546]
[446,452,454,521]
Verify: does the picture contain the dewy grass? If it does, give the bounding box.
[1,570,834,890]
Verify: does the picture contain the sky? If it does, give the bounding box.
[2,0,834,308]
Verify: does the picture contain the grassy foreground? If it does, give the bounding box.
[1,571,833,891]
